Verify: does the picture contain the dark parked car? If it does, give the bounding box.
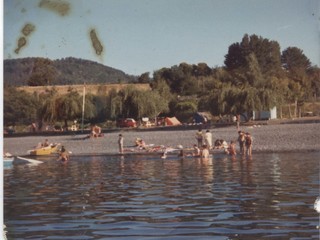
[4,127,15,135]
[116,118,137,128]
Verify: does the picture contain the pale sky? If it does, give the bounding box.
[3,0,320,75]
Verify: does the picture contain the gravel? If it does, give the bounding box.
[3,123,320,156]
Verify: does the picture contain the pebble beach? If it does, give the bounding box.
[3,122,320,156]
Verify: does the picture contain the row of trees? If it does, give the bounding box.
[4,34,320,128]
[148,34,319,118]
[3,85,171,129]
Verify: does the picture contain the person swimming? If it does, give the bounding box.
[192,144,201,157]
[214,139,229,154]
[57,146,69,162]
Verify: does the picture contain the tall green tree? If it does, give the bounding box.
[281,47,311,73]
[224,34,282,77]
[137,72,151,83]
[281,47,312,117]
[153,64,199,95]
[307,66,320,99]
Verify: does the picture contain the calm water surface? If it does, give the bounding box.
[4,152,320,240]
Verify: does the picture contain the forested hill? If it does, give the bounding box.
[4,57,137,86]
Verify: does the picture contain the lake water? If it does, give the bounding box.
[4,152,320,240]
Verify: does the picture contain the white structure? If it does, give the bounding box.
[252,106,277,120]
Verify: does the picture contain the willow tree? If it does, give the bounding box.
[56,89,82,130]
[106,86,170,120]
[4,86,39,126]
[83,93,99,122]
[201,84,235,116]
[135,90,169,119]
[270,77,290,118]
[123,88,169,119]
[109,91,124,119]
[151,78,173,101]
[202,83,276,121]
[38,88,59,126]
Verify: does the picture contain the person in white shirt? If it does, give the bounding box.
[204,129,212,149]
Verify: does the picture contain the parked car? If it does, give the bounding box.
[4,127,15,135]
[117,118,137,128]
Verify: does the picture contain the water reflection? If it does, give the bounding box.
[4,152,320,239]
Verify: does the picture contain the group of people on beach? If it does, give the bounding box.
[116,127,253,159]
[194,128,253,158]
[90,125,104,138]
[49,125,253,161]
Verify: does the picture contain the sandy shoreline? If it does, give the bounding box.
[3,122,320,157]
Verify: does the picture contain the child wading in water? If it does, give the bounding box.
[245,132,253,157]
[228,141,237,156]
[201,145,210,158]
[238,131,246,155]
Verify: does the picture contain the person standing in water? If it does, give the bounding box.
[229,141,237,156]
[204,129,212,149]
[201,145,210,159]
[238,131,246,155]
[196,129,203,148]
[236,114,240,131]
[245,132,253,157]
[118,134,124,154]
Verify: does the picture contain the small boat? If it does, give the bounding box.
[29,144,60,156]
[16,156,43,165]
[4,157,14,169]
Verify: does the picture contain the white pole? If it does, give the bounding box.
[81,84,86,132]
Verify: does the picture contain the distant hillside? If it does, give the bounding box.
[4,57,137,86]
